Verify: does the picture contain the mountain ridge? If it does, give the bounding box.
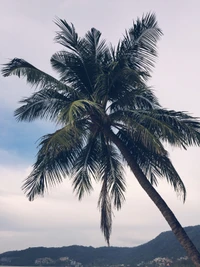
[1,225,200,266]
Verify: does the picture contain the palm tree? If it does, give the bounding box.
[2,13,200,266]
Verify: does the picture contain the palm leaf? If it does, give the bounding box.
[98,176,112,246]
[1,58,70,91]
[58,99,103,124]
[117,130,186,201]
[14,88,77,122]
[22,123,85,201]
[54,18,84,54]
[111,109,200,149]
[51,51,94,96]
[97,136,126,245]
[84,28,110,64]
[117,12,162,77]
[72,129,100,200]
[109,85,160,111]
[134,109,200,147]
[111,112,166,155]
[99,139,126,210]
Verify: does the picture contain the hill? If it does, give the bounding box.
[0,225,200,266]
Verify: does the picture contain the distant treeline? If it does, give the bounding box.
[0,225,199,266]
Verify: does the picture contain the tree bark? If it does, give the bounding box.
[105,128,200,267]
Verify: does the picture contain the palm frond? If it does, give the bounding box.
[1,58,69,91]
[51,51,94,96]
[111,109,200,149]
[54,18,84,54]
[98,136,126,210]
[58,99,103,125]
[54,20,108,95]
[109,85,160,111]
[22,124,84,201]
[51,51,82,80]
[134,109,200,147]
[72,130,100,200]
[117,130,186,201]
[139,146,186,202]
[84,28,110,64]
[98,176,112,246]
[14,88,77,122]
[117,12,162,77]
[111,112,166,156]
[146,153,186,201]
[152,109,200,147]
[72,167,94,200]
[97,136,126,245]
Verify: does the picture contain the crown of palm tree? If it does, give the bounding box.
[2,13,200,246]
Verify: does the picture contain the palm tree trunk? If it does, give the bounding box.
[105,128,200,267]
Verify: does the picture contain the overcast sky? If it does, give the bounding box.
[1,0,200,254]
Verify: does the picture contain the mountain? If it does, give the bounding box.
[0,225,200,266]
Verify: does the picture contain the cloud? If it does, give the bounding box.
[1,156,199,253]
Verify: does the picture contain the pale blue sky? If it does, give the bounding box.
[0,0,200,253]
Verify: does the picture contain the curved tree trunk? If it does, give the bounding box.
[105,129,200,267]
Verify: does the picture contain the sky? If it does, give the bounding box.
[0,0,200,254]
